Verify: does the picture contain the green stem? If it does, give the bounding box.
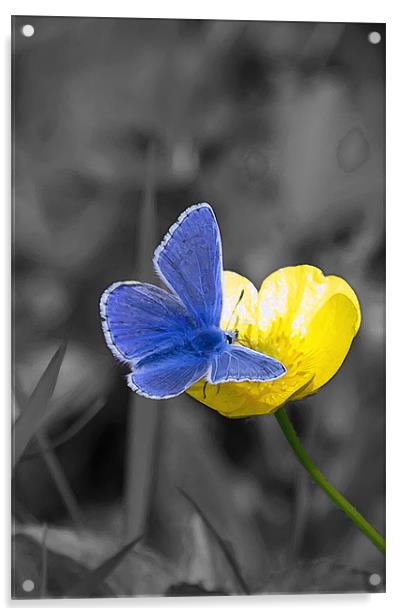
[274,407,385,554]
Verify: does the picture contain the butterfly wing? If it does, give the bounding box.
[208,345,286,384]
[153,203,223,328]
[100,281,195,363]
[128,348,210,399]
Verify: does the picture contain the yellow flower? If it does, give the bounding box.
[187,265,361,418]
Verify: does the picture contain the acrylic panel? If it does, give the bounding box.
[11,16,385,598]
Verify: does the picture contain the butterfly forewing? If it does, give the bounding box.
[100,282,195,363]
[153,204,223,329]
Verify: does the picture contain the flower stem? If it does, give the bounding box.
[274,407,385,554]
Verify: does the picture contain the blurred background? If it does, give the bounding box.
[12,17,385,597]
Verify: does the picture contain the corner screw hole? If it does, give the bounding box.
[21,24,35,38]
[368,31,381,45]
[22,579,35,592]
[369,573,381,587]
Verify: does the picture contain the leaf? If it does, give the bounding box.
[13,343,66,467]
[177,487,250,595]
[67,535,143,598]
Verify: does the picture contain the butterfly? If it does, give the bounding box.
[100,203,286,399]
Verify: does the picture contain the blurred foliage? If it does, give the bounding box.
[12,17,385,596]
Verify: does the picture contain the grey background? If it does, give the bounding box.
[12,17,385,597]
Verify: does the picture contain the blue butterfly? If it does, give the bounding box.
[100,203,286,399]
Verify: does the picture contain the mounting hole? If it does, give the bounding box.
[368,31,381,45]
[22,579,35,592]
[21,24,35,38]
[369,573,381,587]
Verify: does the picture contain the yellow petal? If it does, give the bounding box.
[256,265,331,347]
[219,271,258,342]
[325,275,361,333]
[187,367,313,418]
[255,265,360,347]
[255,265,361,400]
[187,379,253,418]
[290,293,360,398]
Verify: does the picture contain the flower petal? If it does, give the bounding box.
[255,266,360,348]
[187,367,313,418]
[255,265,361,400]
[325,275,361,332]
[290,292,360,398]
[219,271,258,341]
[256,265,332,348]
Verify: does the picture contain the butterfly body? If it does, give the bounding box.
[186,326,226,356]
[135,326,225,367]
[100,203,286,399]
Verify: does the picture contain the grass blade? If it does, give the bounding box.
[124,141,160,542]
[178,487,250,595]
[22,398,105,459]
[35,431,85,529]
[67,535,143,598]
[13,344,84,528]
[40,524,48,598]
[13,343,66,467]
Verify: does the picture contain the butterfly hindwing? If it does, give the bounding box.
[100,281,195,363]
[208,345,286,384]
[128,348,210,399]
[153,203,223,329]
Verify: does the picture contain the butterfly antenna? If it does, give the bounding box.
[225,289,245,331]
